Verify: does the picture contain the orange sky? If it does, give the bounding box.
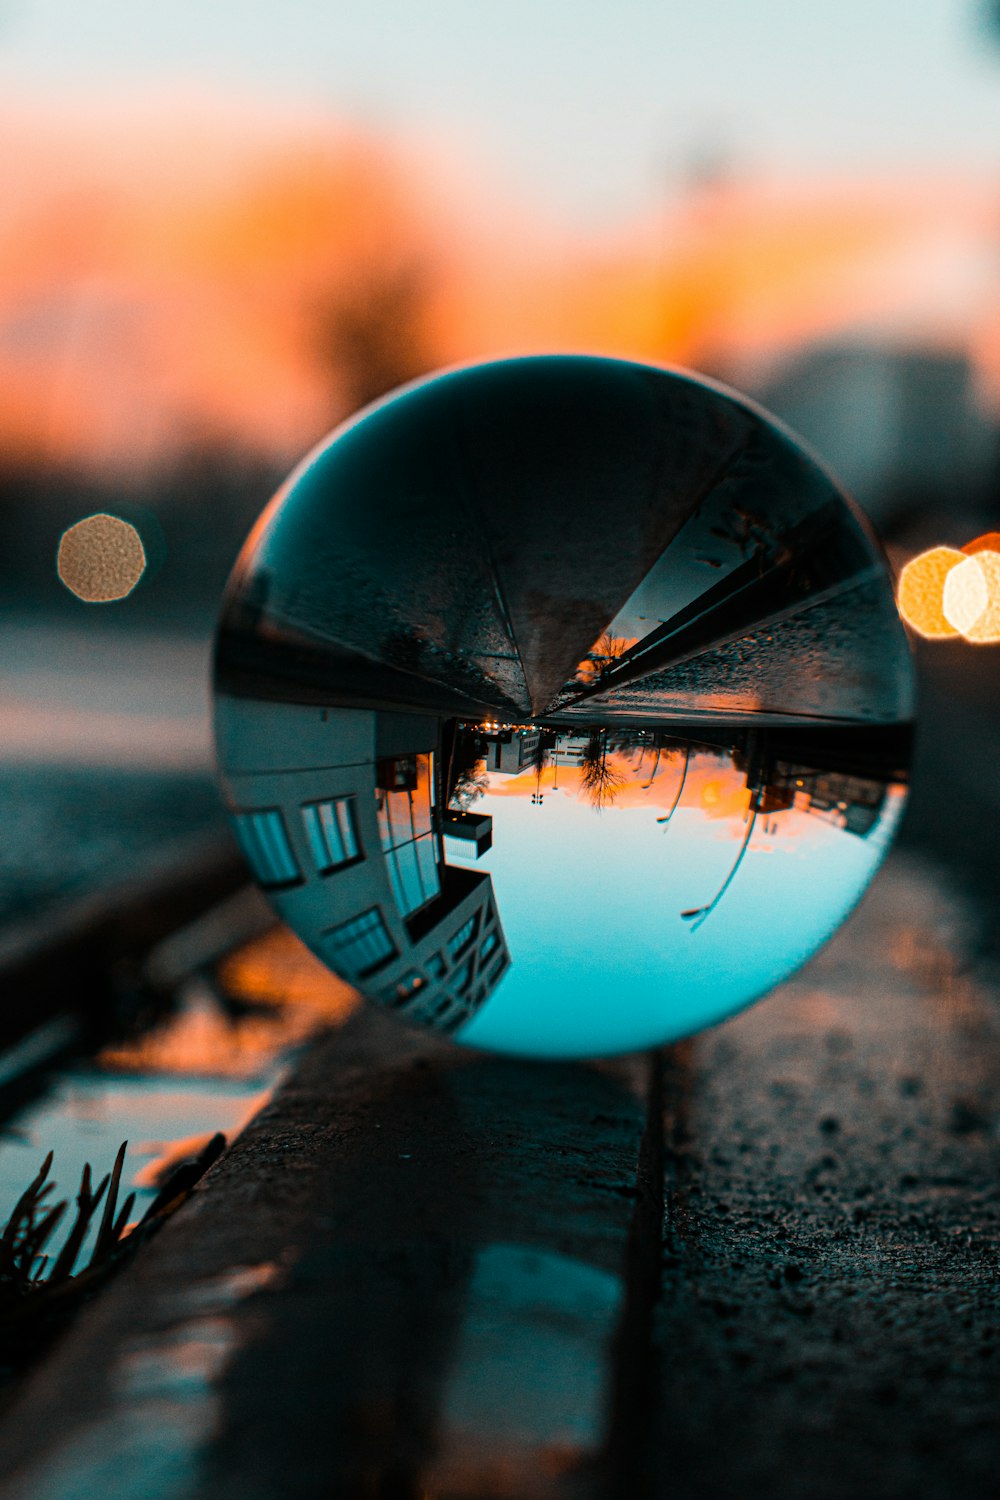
[1,94,998,475]
[487,751,754,824]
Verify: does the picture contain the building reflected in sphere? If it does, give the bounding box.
[214,356,913,1058]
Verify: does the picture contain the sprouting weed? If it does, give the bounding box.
[0,1134,225,1374]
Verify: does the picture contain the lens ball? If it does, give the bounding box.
[213,355,913,1058]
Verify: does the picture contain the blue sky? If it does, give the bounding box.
[2,2,1000,223]
[453,772,905,1058]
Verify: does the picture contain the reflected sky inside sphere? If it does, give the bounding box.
[213,355,913,1059]
[447,729,905,1056]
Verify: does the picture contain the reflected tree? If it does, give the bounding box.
[452,760,489,811]
[443,723,489,811]
[580,729,628,811]
[575,632,633,686]
[526,731,552,805]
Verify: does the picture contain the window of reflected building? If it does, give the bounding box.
[232,808,301,889]
[302,795,361,874]
[375,753,441,919]
[321,906,397,978]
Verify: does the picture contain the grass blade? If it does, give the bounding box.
[0,1152,53,1275]
[92,1142,128,1265]
[49,1165,108,1284]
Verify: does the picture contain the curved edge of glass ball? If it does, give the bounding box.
[212,354,914,1059]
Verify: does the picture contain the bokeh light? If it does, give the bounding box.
[898,540,1000,645]
[943,550,1000,643]
[963,532,1000,556]
[942,553,990,634]
[56,514,147,603]
[896,547,965,639]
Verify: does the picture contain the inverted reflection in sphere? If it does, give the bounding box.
[213,356,913,1059]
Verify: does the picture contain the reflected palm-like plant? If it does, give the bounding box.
[526,732,551,805]
[641,744,663,789]
[451,759,489,811]
[444,723,489,811]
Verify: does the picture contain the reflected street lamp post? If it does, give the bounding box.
[656,744,692,827]
[681,787,761,931]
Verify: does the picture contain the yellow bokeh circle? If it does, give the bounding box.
[57,513,147,603]
[896,547,964,639]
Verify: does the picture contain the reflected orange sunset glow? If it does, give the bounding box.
[491,752,784,830]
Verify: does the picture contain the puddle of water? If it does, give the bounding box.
[428,1242,623,1492]
[0,1066,273,1270]
[0,927,359,1276]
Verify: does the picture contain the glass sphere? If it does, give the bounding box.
[213,356,913,1059]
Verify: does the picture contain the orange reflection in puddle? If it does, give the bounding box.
[32,925,367,1245]
[219,926,361,1018]
[0,915,368,1277]
[97,984,305,1081]
[133,1127,246,1193]
[98,928,360,1081]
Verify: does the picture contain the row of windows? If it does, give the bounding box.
[232,798,360,890]
[386,832,441,920]
[321,906,396,979]
[377,902,508,1032]
[234,785,441,924]
[319,902,506,994]
[233,788,501,1014]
